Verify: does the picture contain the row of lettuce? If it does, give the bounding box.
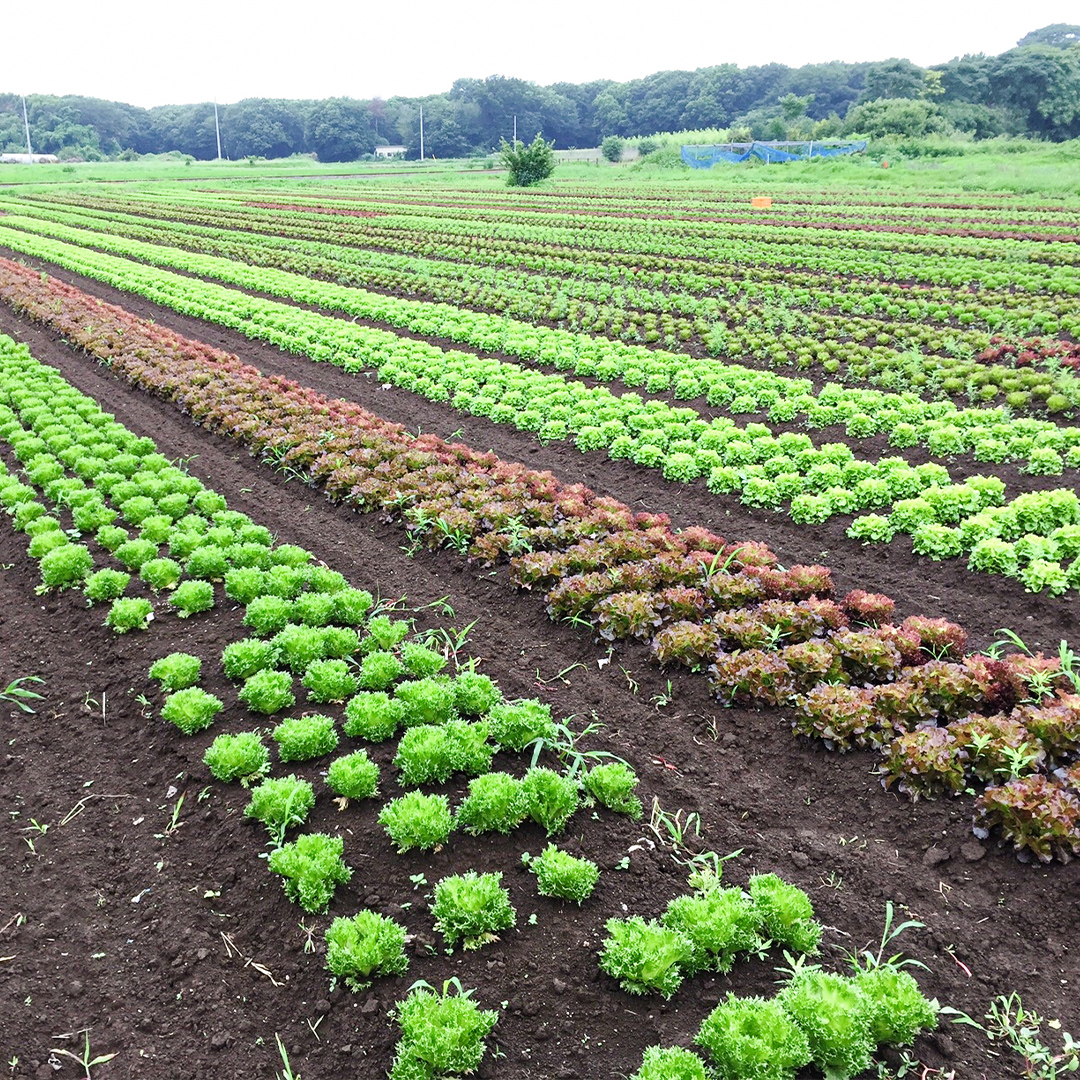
[3,195,1080,416]
[0,239,1078,600]
[0,330,947,1080]
[2,266,1078,865]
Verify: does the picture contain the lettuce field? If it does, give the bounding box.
[0,165,1077,1079]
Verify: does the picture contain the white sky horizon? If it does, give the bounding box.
[7,0,1076,109]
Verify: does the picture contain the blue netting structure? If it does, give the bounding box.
[681,140,867,167]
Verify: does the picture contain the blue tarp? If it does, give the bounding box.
[681,141,867,168]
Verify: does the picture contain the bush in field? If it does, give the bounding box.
[602,135,626,162]
[500,134,557,187]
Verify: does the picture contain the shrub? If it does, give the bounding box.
[170,579,215,617]
[343,691,405,741]
[777,970,875,1080]
[238,669,296,715]
[389,983,498,1080]
[325,750,380,801]
[583,762,643,819]
[273,713,339,762]
[203,732,270,784]
[696,995,811,1080]
[244,774,316,842]
[601,135,625,162]
[105,596,153,633]
[521,766,580,835]
[379,791,455,853]
[267,832,351,913]
[500,133,557,186]
[526,844,599,904]
[39,543,93,590]
[222,637,278,680]
[432,871,516,951]
[161,687,223,735]
[456,772,528,835]
[148,652,201,691]
[662,886,760,975]
[325,911,409,990]
[747,873,821,954]
[599,916,692,998]
[488,699,555,750]
[302,658,358,703]
[83,567,130,604]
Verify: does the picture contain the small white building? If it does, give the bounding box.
[374,145,406,159]
[0,153,59,164]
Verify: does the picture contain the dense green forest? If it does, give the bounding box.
[2,24,1078,161]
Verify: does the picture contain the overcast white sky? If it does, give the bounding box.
[7,0,1076,107]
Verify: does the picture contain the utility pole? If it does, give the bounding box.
[513,114,517,146]
[419,104,424,161]
[22,96,33,156]
[214,100,223,160]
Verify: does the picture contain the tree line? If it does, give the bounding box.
[2,24,1077,162]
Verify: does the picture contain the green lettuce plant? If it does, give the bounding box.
[238,669,296,715]
[83,567,130,604]
[854,968,938,1046]
[325,910,409,990]
[272,713,339,762]
[244,774,316,843]
[696,995,811,1080]
[343,691,405,741]
[525,844,599,904]
[453,671,500,715]
[455,772,528,835]
[630,1045,708,1080]
[302,658,358,703]
[267,832,351,913]
[160,686,223,735]
[222,637,278,680]
[105,596,153,633]
[325,749,380,801]
[203,731,270,784]
[148,652,201,691]
[488,699,556,750]
[395,677,458,727]
[748,873,822,954]
[38,543,93,590]
[599,916,692,998]
[388,980,498,1080]
[521,766,580,835]
[379,791,454,853]
[662,885,760,975]
[169,579,215,617]
[431,871,516,951]
[583,761,643,819]
[356,649,405,690]
[271,624,326,672]
[777,970,875,1080]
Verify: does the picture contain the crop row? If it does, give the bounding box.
[5,198,1079,412]
[3,267,1077,860]
[1,238,1077,594]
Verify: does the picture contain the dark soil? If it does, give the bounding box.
[1,267,1078,1080]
